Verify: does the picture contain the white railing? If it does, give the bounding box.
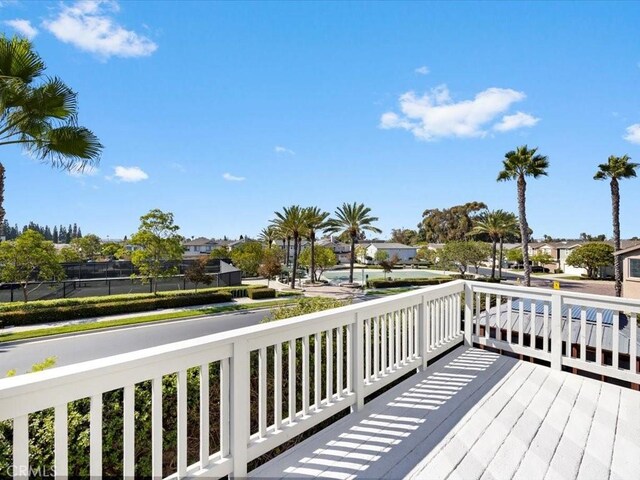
[465,281,640,383]
[0,281,465,479]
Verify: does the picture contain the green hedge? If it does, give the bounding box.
[0,291,233,327]
[367,277,453,289]
[247,288,276,300]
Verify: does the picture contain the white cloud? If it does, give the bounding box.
[624,124,640,144]
[380,84,535,140]
[415,65,430,75]
[43,0,157,59]
[275,145,295,155]
[4,19,38,39]
[493,111,540,132]
[222,173,245,182]
[113,166,148,182]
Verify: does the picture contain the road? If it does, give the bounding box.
[0,309,269,375]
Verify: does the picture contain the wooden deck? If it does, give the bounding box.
[250,346,640,479]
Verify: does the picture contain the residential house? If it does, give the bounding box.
[183,237,220,258]
[364,242,418,264]
[615,244,640,299]
[317,237,351,264]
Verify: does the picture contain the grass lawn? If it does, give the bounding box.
[365,287,417,296]
[0,299,297,344]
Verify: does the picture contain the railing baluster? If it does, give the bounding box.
[425,299,432,354]
[475,292,481,339]
[543,304,549,354]
[259,347,267,437]
[274,343,282,429]
[220,359,230,457]
[401,309,407,364]
[464,283,473,344]
[631,314,638,374]
[152,377,162,478]
[337,327,343,398]
[200,364,210,469]
[531,301,537,349]
[347,324,353,392]
[302,336,310,416]
[352,313,364,412]
[388,311,394,372]
[90,394,102,478]
[231,340,249,477]
[314,332,321,410]
[288,339,296,423]
[381,314,388,374]
[54,404,68,478]
[177,371,187,478]
[518,299,524,346]
[566,307,572,357]
[326,329,333,402]
[365,319,371,383]
[596,309,603,366]
[613,312,619,370]
[551,294,562,370]
[395,310,401,367]
[373,317,379,379]
[580,308,587,361]
[495,295,502,341]
[507,297,513,344]
[124,384,135,478]
[13,415,29,480]
[485,293,491,339]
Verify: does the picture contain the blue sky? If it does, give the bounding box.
[2,1,640,240]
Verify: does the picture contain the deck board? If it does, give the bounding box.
[249,346,640,480]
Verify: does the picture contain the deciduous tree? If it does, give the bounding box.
[566,243,614,279]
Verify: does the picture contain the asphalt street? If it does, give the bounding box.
[0,309,268,375]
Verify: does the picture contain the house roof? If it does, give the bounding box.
[368,242,417,250]
[614,243,640,256]
[183,237,216,246]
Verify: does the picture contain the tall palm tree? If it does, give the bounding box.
[272,205,307,288]
[495,210,519,280]
[258,226,277,248]
[497,145,549,287]
[0,36,102,231]
[594,155,638,297]
[469,211,503,279]
[325,202,381,284]
[303,206,329,282]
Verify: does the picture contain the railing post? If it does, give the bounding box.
[419,295,428,370]
[464,282,473,346]
[551,293,562,370]
[351,312,364,412]
[230,340,249,478]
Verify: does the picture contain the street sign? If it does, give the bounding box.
[553,281,560,290]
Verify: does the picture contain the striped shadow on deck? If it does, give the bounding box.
[250,346,640,479]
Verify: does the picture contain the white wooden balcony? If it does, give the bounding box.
[1,280,639,479]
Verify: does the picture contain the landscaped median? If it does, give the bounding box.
[0,298,298,344]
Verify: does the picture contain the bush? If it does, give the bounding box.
[0,291,233,326]
[247,288,276,300]
[367,277,453,289]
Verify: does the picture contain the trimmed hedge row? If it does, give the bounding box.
[367,277,453,289]
[0,286,256,313]
[0,291,233,327]
[247,288,276,300]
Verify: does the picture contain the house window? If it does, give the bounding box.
[630,259,640,279]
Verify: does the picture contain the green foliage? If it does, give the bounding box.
[247,288,276,299]
[230,241,264,276]
[506,248,523,263]
[267,297,350,322]
[0,229,65,302]
[367,277,453,288]
[374,249,389,263]
[390,228,418,245]
[565,242,614,279]
[209,246,230,259]
[440,241,490,275]
[58,245,82,263]
[184,257,212,291]
[298,245,337,279]
[418,202,487,243]
[70,234,102,261]
[415,245,437,264]
[531,251,555,266]
[101,241,125,259]
[257,248,282,285]
[130,209,184,292]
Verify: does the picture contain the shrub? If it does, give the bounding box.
[247,288,276,300]
[0,291,233,326]
[367,277,453,289]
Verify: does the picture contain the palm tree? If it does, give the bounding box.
[495,210,519,280]
[272,205,307,288]
[594,155,638,297]
[303,206,329,282]
[325,202,381,284]
[497,145,549,287]
[258,226,277,248]
[469,211,503,279]
[0,36,102,231]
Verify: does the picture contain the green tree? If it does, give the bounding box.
[325,203,381,283]
[440,241,490,276]
[230,241,264,276]
[258,226,277,248]
[470,209,521,280]
[0,229,64,302]
[303,207,330,282]
[298,245,337,281]
[0,36,102,231]
[58,245,82,263]
[70,233,102,261]
[418,202,487,243]
[497,145,549,287]
[494,210,519,280]
[130,209,184,293]
[594,155,638,296]
[531,251,555,267]
[258,247,283,286]
[101,241,125,260]
[390,228,418,245]
[415,245,437,265]
[506,247,524,265]
[374,249,389,264]
[271,205,307,288]
[566,243,614,279]
[209,246,230,260]
[184,256,212,292]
